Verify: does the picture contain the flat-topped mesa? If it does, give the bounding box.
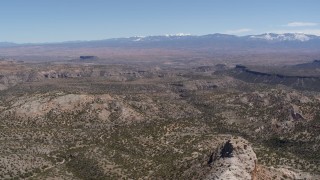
[79,56,99,60]
[232,62,320,91]
[235,65,247,69]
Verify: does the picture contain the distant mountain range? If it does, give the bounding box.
[0,42,18,47]
[127,33,320,42]
[1,33,320,50]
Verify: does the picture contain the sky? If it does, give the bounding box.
[0,0,319,43]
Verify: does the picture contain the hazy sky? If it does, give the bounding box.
[0,0,319,43]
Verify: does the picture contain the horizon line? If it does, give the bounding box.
[1,32,319,44]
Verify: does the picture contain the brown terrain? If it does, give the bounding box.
[0,40,320,179]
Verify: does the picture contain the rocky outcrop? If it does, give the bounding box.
[204,137,320,180]
[205,138,257,180]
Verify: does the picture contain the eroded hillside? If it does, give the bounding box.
[0,59,319,179]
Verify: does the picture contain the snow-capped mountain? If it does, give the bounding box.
[249,33,318,42]
[165,33,192,37]
[128,33,319,43]
[129,33,193,42]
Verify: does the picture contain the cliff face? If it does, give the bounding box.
[232,65,320,91]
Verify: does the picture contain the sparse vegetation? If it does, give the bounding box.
[0,59,319,179]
